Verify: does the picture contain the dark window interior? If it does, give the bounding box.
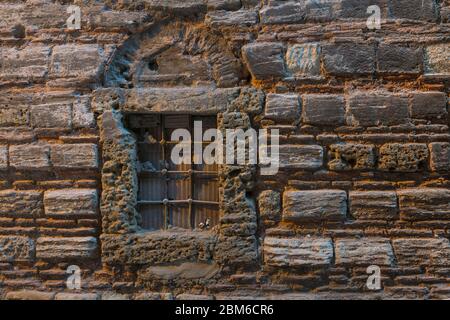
[127,114,219,231]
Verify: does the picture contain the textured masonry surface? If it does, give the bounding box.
[0,0,449,300]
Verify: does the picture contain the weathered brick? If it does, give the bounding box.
[378,143,428,172]
[328,143,375,171]
[242,42,287,80]
[36,237,98,260]
[20,2,68,29]
[0,236,35,262]
[0,145,7,170]
[285,43,321,77]
[0,190,43,217]
[322,43,375,75]
[397,188,450,221]
[279,145,323,170]
[9,144,51,170]
[259,1,305,24]
[55,293,99,300]
[264,236,333,267]
[264,93,300,122]
[283,190,347,222]
[5,290,55,300]
[388,0,438,21]
[346,92,409,126]
[49,44,105,83]
[410,92,447,120]
[0,4,23,29]
[377,44,422,74]
[206,9,258,27]
[30,103,72,128]
[258,190,281,222]
[349,191,398,220]
[126,87,239,113]
[337,0,386,19]
[86,9,150,30]
[72,96,95,128]
[302,94,345,126]
[144,0,207,14]
[44,189,98,217]
[0,107,29,127]
[392,238,450,266]
[0,46,50,80]
[207,0,242,11]
[429,142,450,172]
[50,144,98,169]
[335,238,395,266]
[425,44,450,75]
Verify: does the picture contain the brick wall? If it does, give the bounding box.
[0,0,449,300]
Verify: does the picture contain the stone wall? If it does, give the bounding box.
[0,0,449,300]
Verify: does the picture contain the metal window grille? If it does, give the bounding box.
[127,114,219,230]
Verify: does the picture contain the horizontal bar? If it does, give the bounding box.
[138,141,214,145]
[138,199,219,206]
[139,170,218,175]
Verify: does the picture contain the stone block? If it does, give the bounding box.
[279,145,323,170]
[0,190,43,217]
[126,87,239,114]
[377,44,422,74]
[5,290,55,300]
[207,0,242,11]
[49,44,105,83]
[378,143,428,172]
[0,145,7,170]
[20,2,68,29]
[302,94,345,126]
[72,96,95,128]
[346,92,409,126]
[0,46,50,80]
[242,42,287,80]
[335,238,395,266]
[349,191,398,220]
[429,142,450,172]
[36,237,98,260]
[285,43,321,77]
[258,190,281,222]
[30,103,72,128]
[425,44,450,75]
[388,0,438,21]
[44,189,98,217]
[259,1,305,24]
[392,238,450,266]
[410,92,447,121]
[264,93,301,122]
[0,107,29,127]
[206,9,258,27]
[322,43,375,75]
[144,0,207,14]
[283,190,347,222]
[264,236,333,267]
[50,144,98,169]
[328,143,375,171]
[55,293,99,300]
[87,9,150,30]
[397,188,450,221]
[9,144,51,171]
[0,236,35,262]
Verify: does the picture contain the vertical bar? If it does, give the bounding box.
[161,115,168,229]
[189,115,195,229]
